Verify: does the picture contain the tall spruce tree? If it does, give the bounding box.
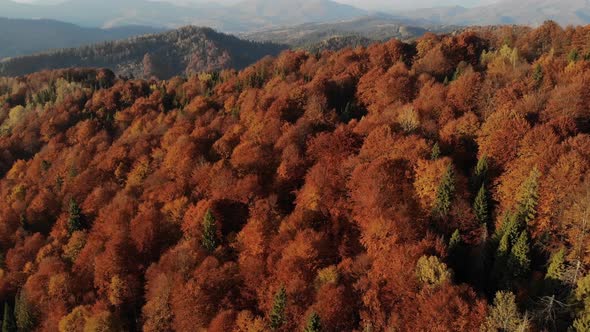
[472,155,489,191]
[474,184,489,224]
[201,209,217,253]
[2,302,16,332]
[507,231,531,281]
[304,312,322,332]
[433,164,455,218]
[14,291,35,332]
[269,286,287,330]
[67,198,83,235]
[517,168,540,226]
[431,143,441,160]
[545,248,566,294]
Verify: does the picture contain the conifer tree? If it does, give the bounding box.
[449,229,461,252]
[474,184,489,224]
[431,143,441,160]
[14,291,35,332]
[2,302,16,332]
[517,168,540,226]
[304,312,322,332]
[433,165,455,218]
[507,231,531,281]
[201,209,217,253]
[472,155,488,191]
[545,248,566,293]
[269,286,287,330]
[67,198,83,235]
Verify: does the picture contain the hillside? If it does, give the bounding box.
[0,26,286,78]
[2,21,590,331]
[0,17,162,59]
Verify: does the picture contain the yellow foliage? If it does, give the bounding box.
[63,231,87,262]
[59,306,91,332]
[415,255,452,287]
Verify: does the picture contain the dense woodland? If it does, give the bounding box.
[1,21,590,332]
[0,27,285,80]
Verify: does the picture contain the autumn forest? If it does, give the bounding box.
[2,21,590,332]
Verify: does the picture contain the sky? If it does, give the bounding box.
[12,0,502,10]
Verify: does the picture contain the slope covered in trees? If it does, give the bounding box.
[0,26,286,79]
[2,21,590,331]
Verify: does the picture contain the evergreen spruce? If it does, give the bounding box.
[2,302,16,332]
[449,229,462,252]
[269,286,287,330]
[474,184,489,224]
[14,291,35,332]
[472,155,489,191]
[507,231,531,281]
[545,248,566,293]
[431,143,441,160]
[433,165,455,218]
[201,210,217,253]
[516,168,540,226]
[304,312,322,332]
[67,198,83,235]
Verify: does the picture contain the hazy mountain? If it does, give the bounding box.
[0,26,286,78]
[241,16,456,49]
[0,17,162,59]
[0,0,369,31]
[231,0,366,26]
[403,0,590,26]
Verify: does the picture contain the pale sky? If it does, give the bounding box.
[13,0,502,11]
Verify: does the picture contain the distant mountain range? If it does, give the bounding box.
[240,16,455,48]
[0,26,286,78]
[0,17,162,59]
[402,0,590,26]
[0,0,368,31]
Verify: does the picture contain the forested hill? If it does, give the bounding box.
[3,21,590,331]
[0,26,286,79]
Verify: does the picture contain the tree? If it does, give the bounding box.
[431,142,441,160]
[67,198,84,235]
[201,209,217,253]
[2,302,16,332]
[303,312,322,332]
[545,248,565,293]
[14,291,35,332]
[416,255,453,287]
[516,168,540,226]
[269,286,287,330]
[474,184,489,224]
[507,231,531,282]
[472,155,488,191]
[449,229,462,252]
[482,291,529,332]
[433,164,455,218]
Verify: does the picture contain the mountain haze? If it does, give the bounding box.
[0,17,162,59]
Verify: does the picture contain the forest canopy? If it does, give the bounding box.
[1,21,590,332]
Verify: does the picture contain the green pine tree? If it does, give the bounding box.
[516,168,540,226]
[449,229,462,252]
[269,286,287,330]
[431,143,441,160]
[2,302,16,332]
[201,210,217,253]
[14,291,35,332]
[474,184,489,224]
[304,312,322,332]
[472,155,489,191]
[67,198,83,235]
[433,165,455,218]
[545,248,566,293]
[507,231,531,281]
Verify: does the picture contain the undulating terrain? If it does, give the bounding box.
[1,21,590,331]
[0,26,286,79]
